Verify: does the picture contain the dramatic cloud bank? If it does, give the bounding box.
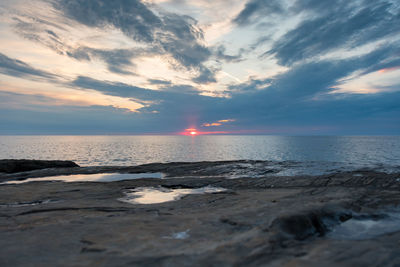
[0,0,399,134]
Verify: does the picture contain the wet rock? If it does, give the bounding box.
[0,159,79,173]
[1,160,400,266]
[269,208,352,241]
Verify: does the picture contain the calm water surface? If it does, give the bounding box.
[1,136,400,174]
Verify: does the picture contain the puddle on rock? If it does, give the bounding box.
[4,173,164,184]
[119,186,227,204]
[328,211,400,240]
[163,230,190,240]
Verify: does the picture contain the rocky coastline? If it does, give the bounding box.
[1,159,400,266]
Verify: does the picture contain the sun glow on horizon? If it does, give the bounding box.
[180,127,234,135]
[183,128,198,136]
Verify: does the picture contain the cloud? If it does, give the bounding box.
[0,90,95,110]
[0,53,55,80]
[86,49,137,75]
[1,0,399,134]
[233,0,284,26]
[266,0,400,66]
[3,47,400,134]
[192,66,217,84]
[72,76,202,103]
[69,75,224,126]
[148,79,172,85]
[228,77,272,93]
[72,76,161,101]
[214,45,243,63]
[52,0,213,77]
[12,14,142,75]
[203,119,235,127]
[291,0,346,13]
[0,91,54,110]
[359,49,400,76]
[209,44,399,133]
[54,0,161,43]
[12,16,69,56]
[69,42,398,133]
[9,0,215,80]
[0,103,144,134]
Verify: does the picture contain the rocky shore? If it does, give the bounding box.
[1,160,400,266]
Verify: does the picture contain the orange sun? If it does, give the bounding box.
[190,131,197,135]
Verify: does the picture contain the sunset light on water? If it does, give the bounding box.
[180,128,230,136]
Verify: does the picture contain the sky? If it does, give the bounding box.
[0,0,399,135]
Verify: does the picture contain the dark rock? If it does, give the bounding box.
[0,159,79,173]
[269,209,352,241]
[1,160,400,266]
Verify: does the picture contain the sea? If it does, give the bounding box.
[1,135,400,176]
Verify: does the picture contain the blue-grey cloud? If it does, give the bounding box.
[12,16,68,56]
[291,0,347,13]
[1,0,400,134]
[63,44,400,134]
[72,76,161,101]
[235,43,400,100]
[233,0,284,26]
[54,0,161,43]
[66,47,158,75]
[53,0,213,78]
[72,76,201,102]
[10,0,215,80]
[0,53,55,79]
[2,55,400,135]
[147,79,172,85]
[214,45,243,63]
[267,0,400,66]
[195,44,398,133]
[192,66,217,84]
[359,49,400,76]
[229,77,272,93]
[65,47,91,61]
[13,11,141,76]
[68,75,224,129]
[0,104,143,135]
[89,49,137,75]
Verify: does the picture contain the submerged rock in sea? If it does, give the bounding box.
[0,159,79,173]
[1,160,400,266]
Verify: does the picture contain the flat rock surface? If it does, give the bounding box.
[0,159,79,174]
[1,160,400,266]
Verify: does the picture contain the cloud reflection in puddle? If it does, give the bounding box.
[118,186,227,204]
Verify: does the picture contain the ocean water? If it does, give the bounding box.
[1,136,400,175]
